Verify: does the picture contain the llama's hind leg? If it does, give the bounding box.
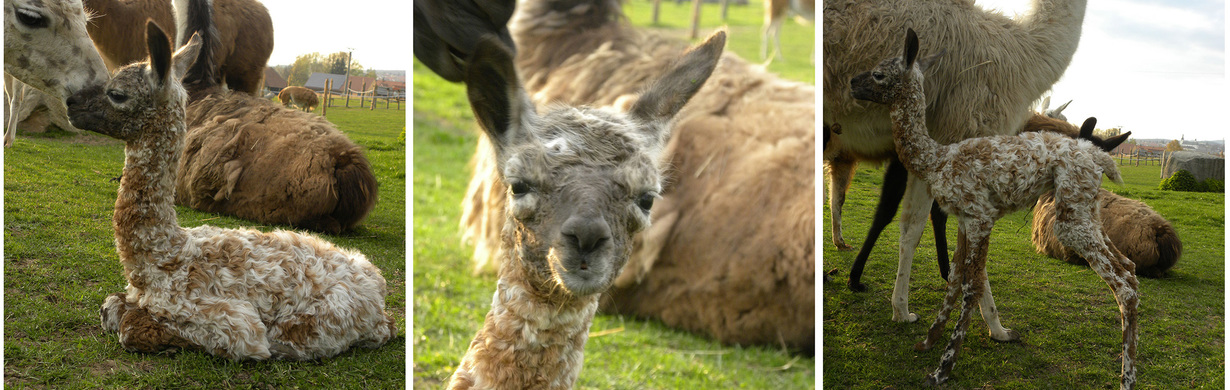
[826,156,856,251]
[916,223,969,351]
[976,271,1020,342]
[1056,218,1139,390]
[925,220,992,386]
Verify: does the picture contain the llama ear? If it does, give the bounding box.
[1079,117,1097,139]
[629,30,725,127]
[171,32,203,81]
[146,21,175,86]
[466,35,532,149]
[1040,96,1052,111]
[1104,131,1132,152]
[904,28,919,69]
[1053,100,1072,116]
[917,49,945,72]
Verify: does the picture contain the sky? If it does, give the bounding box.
[262,0,410,71]
[974,0,1227,141]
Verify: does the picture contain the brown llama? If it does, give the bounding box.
[851,28,1138,389]
[448,32,725,389]
[277,86,320,112]
[460,0,815,351]
[66,23,394,360]
[172,0,273,95]
[174,0,376,234]
[761,0,814,61]
[1034,189,1181,277]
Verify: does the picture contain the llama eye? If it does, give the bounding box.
[16,9,48,29]
[509,181,532,198]
[107,90,129,104]
[636,193,656,212]
[872,71,885,81]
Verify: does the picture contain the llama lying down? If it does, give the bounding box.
[66,23,395,361]
[850,29,1139,389]
[447,32,725,389]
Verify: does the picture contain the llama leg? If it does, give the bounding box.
[930,200,949,281]
[976,273,1020,342]
[100,293,130,333]
[916,224,968,351]
[890,174,932,322]
[849,159,907,291]
[1055,215,1139,390]
[116,304,193,354]
[826,156,856,251]
[176,299,272,360]
[925,219,992,386]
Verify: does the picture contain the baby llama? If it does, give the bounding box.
[447,32,725,389]
[66,22,395,361]
[850,29,1139,389]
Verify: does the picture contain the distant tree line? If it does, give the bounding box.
[273,51,377,86]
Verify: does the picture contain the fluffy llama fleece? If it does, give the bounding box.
[66,23,394,361]
[1034,188,1181,277]
[824,0,1087,323]
[851,29,1138,389]
[459,0,815,351]
[448,32,726,389]
[173,0,377,234]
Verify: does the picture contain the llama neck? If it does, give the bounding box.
[891,75,943,181]
[454,255,598,389]
[1010,0,1087,98]
[113,119,188,271]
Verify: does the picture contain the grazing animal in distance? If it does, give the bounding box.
[761,0,814,62]
[277,86,320,112]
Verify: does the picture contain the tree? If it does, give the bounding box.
[324,51,349,75]
[1166,139,1184,152]
[287,52,323,86]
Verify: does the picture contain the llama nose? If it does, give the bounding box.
[561,213,612,256]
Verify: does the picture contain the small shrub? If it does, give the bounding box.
[1159,169,1200,192]
[1202,178,1224,193]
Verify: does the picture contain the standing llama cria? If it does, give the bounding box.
[825,0,1088,330]
[448,31,725,390]
[66,22,394,361]
[851,29,1139,389]
[172,0,376,234]
[3,0,109,145]
[277,86,319,112]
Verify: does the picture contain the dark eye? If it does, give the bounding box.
[872,71,885,81]
[636,193,655,213]
[509,181,532,198]
[107,90,129,104]
[16,9,48,29]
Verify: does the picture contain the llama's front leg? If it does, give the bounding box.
[1060,223,1140,390]
[175,299,273,360]
[917,223,968,351]
[825,156,856,251]
[925,220,992,386]
[891,174,932,322]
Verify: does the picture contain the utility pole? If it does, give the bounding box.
[344,47,355,97]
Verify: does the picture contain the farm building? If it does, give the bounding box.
[263,67,288,95]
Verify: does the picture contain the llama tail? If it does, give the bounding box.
[180,0,221,99]
[330,146,379,231]
[1093,152,1123,185]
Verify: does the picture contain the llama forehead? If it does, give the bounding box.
[502,105,662,189]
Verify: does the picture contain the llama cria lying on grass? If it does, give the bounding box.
[68,23,395,361]
[448,32,725,390]
[462,0,815,351]
[173,0,377,234]
[850,29,1139,389]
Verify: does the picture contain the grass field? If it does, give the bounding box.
[412,1,815,388]
[3,105,407,389]
[822,162,1224,389]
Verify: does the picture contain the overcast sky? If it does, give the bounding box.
[263,0,409,71]
[975,0,1227,141]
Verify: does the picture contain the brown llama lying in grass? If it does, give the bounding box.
[277,86,319,112]
[174,0,376,234]
[460,0,815,352]
[1034,189,1181,277]
[68,22,393,361]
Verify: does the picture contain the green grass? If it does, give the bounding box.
[4,106,406,389]
[412,1,814,388]
[822,162,1224,389]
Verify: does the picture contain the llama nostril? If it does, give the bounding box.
[561,214,612,256]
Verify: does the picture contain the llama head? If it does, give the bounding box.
[465,31,725,297]
[3,0,109,103]
[65,22,200,141]
[850,28,943,105]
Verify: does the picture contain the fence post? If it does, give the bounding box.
[322,79,330,116]
[370,84,376,111]
[690,0,701,39]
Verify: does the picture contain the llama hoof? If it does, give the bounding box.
[834,240,853,251]
[913,340,931,351]
[847,280,868,292]
[893,312,919,323]
[923,373,946,386]
[990,328,1021,342]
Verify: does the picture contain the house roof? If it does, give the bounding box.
[304,73,348,93]
[264,67,287,89]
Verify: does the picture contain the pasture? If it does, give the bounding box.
[412,0,815,388]
[3,106,406,389]
[822,162,1224,388]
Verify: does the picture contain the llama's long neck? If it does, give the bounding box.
[1008,0,1087,103]
[452,251,598,389]
[113,113,188,274]
[892,72,944,181]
